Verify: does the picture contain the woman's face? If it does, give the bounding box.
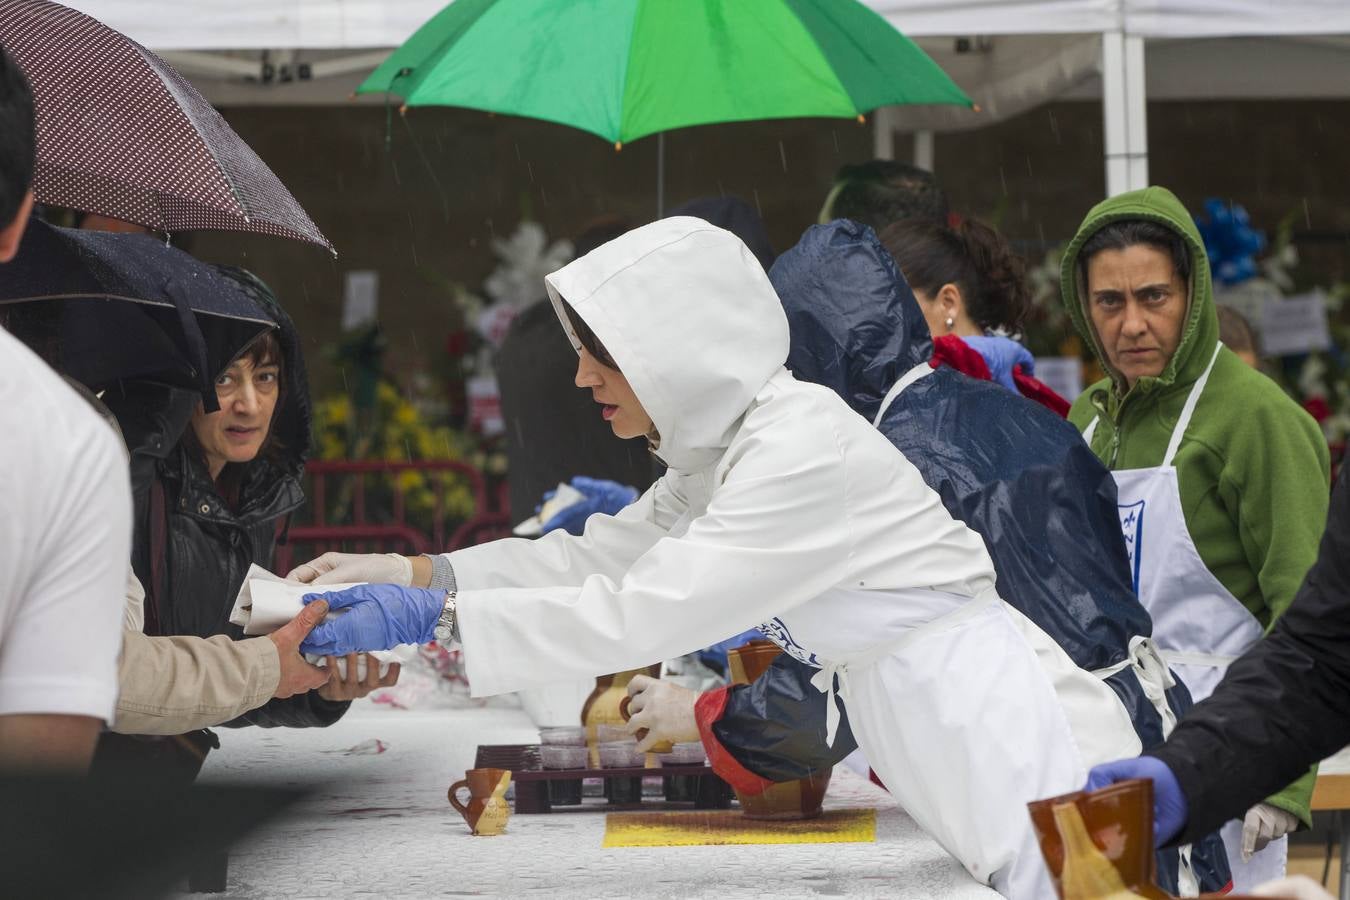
[1086,244,1188,388]
[190,354,280,479]
[574,345,653,440]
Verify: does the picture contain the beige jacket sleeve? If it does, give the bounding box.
[113,572,280,735]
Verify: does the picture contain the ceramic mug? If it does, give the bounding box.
[448,768,511,836]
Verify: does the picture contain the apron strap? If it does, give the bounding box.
[872,363,935,427]
[1092,635,1180,737]
[1160,649,1241,669]
[1082,417,1099,443]
[1162,343,1224,467]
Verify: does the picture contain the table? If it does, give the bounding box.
[182,699,997,899]
[1313,747,1350,900]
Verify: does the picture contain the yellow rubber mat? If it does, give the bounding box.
[602,808,877,847]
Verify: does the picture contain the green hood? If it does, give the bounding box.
[1061,186,1218,406]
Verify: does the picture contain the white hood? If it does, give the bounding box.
[544,217,790,474]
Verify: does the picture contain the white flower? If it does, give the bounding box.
[482,222,573,312]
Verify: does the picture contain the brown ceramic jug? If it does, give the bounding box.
[1028,778,1170,899]
[581,665,662,767]
[1027,778,1276,900]
[726,639,832,820]
[448,768,511,836]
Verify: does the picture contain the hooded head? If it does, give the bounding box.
[1061,186,1218,400]
[544,217,790,473]
[769,220,932,423]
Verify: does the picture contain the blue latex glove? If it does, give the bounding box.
[962,335,1035,392]
[299,584,444,656]
[1085,756,1189,848]
[540,476,638,536]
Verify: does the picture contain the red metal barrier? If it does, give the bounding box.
[274,460,512,575]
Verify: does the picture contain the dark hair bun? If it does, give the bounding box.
[955,219,1030,334]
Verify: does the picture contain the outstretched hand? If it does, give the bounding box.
[267,600,332,699]
[299,584,445,657]
[1085,755,1189,847]
[540,477,638,535]
[625,674,700,753]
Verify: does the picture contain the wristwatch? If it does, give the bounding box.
[433,591,459,645]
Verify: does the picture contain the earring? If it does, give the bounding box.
[945,317,955,332]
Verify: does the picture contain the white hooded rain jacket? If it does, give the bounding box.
[443,218,1140,898]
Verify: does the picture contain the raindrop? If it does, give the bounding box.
[1303,198,1312,230]
[832,130,840,154]
[340,366,349,392]
[998,166,1007,197]
[527,162,535,184]
[778,141,788,174]
[752,189,763,218]
[514,142,522,161]
[1047,111,1060,144]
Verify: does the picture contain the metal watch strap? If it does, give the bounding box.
[433,591,459,644]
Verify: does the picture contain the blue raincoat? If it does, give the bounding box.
[706,221,1230,894]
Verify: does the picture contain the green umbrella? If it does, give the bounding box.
[361,0,969,143]
[360,0,971,209]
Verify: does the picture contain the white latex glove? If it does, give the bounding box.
[1242,802,1300,860]
[286,552,412,587]
[1252,875,1334,899]
[626,674,699,753]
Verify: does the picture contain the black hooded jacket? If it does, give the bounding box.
[103,272,347,729]
[1157,464,1350,844]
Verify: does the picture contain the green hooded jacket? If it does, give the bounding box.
[1062,186,1329,828]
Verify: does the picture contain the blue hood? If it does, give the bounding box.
[770,220,932,423]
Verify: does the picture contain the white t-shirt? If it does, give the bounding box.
[0,328,130,721]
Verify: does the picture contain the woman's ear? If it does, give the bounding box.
[938,283,964,328]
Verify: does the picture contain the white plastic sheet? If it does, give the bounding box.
[64,0,1350,50]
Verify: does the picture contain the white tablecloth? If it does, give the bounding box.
[183,700,998,899]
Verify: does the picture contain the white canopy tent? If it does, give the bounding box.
[60,1,1350,197]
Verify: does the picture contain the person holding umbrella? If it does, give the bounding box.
[290,217,1142,898]
[91,266,397,778]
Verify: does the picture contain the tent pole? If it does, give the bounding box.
[1102,29,1150,196]
[657,132,666,218]
[1124,34,1149,190]
[913,130,935,172]
[1101,30,1129,197]
[872,106,896,160]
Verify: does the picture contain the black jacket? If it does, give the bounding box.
[1157,464,1350,844]
[104,282,348,730]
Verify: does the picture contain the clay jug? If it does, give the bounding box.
[726,640,832,820]
[581,664,661,767]
[1052,801,1149,899]
[1027,779,1170,900]
[448,768,511,836]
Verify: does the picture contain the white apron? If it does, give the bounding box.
[1084,343,1284,889]
[760,365,1141,900]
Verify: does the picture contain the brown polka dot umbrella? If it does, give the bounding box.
[0,0,333,253]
